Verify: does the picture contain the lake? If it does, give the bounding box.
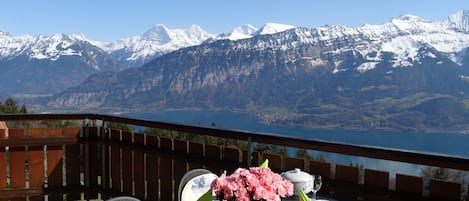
[121,110,469,176]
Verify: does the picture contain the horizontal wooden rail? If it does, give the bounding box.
[0,136,77,147]
[1,114,469,171]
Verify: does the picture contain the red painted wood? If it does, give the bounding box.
[0,144,5,190]
[110,130,122,192]
[9,146,25,188]
[145,134,159,201]
[309,160,331,179]
[263,153,282,172]
[159,136,173,200]
[395,174,423,195]
[430,179,461,201]
[133,133,145,199]
[335,164,359,184]
[122,131,133,194]
[284,157,305,170]
[364,169,389,189]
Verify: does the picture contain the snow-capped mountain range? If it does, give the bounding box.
[0,22,294,69]
[2,10,469,96]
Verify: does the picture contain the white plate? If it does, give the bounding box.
[179,169,218,201]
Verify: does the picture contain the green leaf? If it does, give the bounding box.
[197,189,213,201]
[259,159,269,168]
[299,189,310,201]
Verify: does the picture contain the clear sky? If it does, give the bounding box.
[0,0,467,42]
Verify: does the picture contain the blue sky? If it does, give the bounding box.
[0,0,467,42]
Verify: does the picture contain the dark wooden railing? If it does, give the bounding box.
[0,114,468,201]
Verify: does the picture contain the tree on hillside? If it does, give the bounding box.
[0,97,28,114]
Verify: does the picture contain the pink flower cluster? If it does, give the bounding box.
[211,167,293,201]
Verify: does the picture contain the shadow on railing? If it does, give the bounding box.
[0,114,467,201]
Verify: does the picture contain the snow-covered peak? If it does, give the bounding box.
[0,31,10,37]
[213,24,258,41]
[141,24,171,44]
[444,10,469,32]
[183,24,213,44]
[104,24,214,66]
[391,14,428,22]
[256,23,295,35]
[232,24,257,35]
[0,32,92,61]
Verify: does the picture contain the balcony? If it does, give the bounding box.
[0,113,468,201]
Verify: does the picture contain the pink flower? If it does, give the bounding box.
[210,167,293,201]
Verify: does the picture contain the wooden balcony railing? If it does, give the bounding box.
[0,113,468,201]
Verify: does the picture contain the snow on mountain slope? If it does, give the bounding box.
[0,32,95,62]
[102,24,215,67]
[255,23,295,35]
[226,24,258,40]
[1,10,469,73]
[289,10,469,72]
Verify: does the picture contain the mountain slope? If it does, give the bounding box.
[101,24,215,68]
[0,33,123,94]
[39,11,469,131]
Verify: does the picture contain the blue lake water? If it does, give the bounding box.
[121,110,469,176]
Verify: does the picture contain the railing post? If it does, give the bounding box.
[247,137,252,167]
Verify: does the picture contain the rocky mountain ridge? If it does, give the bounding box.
[35,10,469,131]
[0,23,293,94]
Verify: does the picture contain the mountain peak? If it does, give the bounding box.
[393,14,427,22]
[141,24,171,44]
[188,24,204,32]
[232,24,257,35]
[445,10,469,32]
[256,23,295,35]
[212,24,258,41]
[0,31,10,37]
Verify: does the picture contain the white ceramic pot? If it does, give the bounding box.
[281,168,315,196]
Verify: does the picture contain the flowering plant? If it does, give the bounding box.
[198,160,294,201]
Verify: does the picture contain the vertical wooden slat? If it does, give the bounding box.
[110,129,121,192]
[146,135,159,201]
[64,127,81,187]
[251,151,260,167]
[224,147,241,163]
[63,127,81,201]
[263,153,282,172]
[309,160,331,179]
[364,169,389,189]
[204,144,222,174]
[204,145,221,159]
[224,147,241,172]
[395,174,423,196]
[362,169,390,201]
[45,128,63,188]
[173,139,188,198]
[159,136,173,201]
[9,128,25,188]
[173,139,187,153]
[333,164,359,201]
[159,137,173,151]
[27,128,44,188]
[188,142,204,169]
[101,130,110,201]
[430,179,461,201]
[87,127,100,191]
[28,146,44,188]
[133,133,145,199]
[0,129,6,190]
[335,164,359,184]
[122,131,133,195]
[284,157,305,171]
